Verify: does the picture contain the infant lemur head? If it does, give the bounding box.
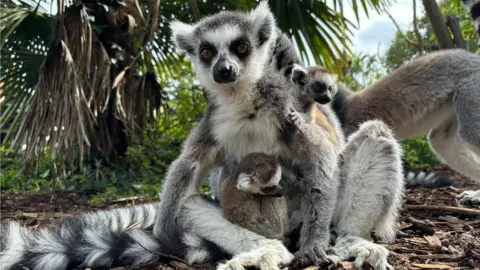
[169,1,277,97]
[291,64,338,105]
[235,153,283,197]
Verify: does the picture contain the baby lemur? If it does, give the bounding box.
[220,152,288,241]
[289,64,345,152]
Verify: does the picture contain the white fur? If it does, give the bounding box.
[333,120,404,243]
[122,230,160,266]
[217,239,293,270]
[183,233,211,265]
[236,172,254,191]
[269,165,282,186]
[0,222,30,270]
[32,253,69,270]
[328,236,393,270]
[203,25,243,49]
[212,101,282,162]
[169,20,196,54]
[82,229,113,266]
[458,189,480,204]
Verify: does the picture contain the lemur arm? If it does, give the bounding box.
[153,115,218,244]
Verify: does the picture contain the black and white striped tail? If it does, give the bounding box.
[404,171,458,189]
[463,0,480,49]
[0,202,161,270]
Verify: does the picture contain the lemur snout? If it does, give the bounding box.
[213,58,237,83]
[314,92,332,104]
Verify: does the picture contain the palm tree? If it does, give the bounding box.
[0,0,392,170]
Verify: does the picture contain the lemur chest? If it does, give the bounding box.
[212,104,283,161]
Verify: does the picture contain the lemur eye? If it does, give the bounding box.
[237,42,249,54]
[200,48,213,61]
[328,85,333,91]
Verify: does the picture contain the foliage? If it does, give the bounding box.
[384,0,478,71]
[401,135,439,168]
[0,63,208,202]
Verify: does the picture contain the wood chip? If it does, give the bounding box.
[424,235,443,250]
[411,263,453,269]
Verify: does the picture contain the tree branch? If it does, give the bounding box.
[406,204,480,216]
[412,0,424,54]
[385,9,418,48]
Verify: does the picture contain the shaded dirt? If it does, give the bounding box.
[1,164,479,270]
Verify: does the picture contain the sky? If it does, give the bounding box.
[339,0,424,55]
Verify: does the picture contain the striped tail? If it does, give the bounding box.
[462,0,480,50]
[0,202,161,270]
[404,171,459,189]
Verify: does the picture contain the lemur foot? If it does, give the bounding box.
[458,189,480,205]
[216,239,293,270]
[294,242,333,267]
[330,236,393,270]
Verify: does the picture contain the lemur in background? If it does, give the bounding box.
[331,49,480,204]
[328,0,480,203]
[0,2,406,270]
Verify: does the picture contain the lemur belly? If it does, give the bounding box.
[212,106,283,161]
[306,104,340,151]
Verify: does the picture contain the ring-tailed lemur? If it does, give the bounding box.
[331,49,480,204]
[290,63,457,190]
[220,152,288,242]
[0,2,405,269]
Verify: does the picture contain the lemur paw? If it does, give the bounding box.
[287,108,305,129]
[294,242,333,267]
[332,236,393,270]
[217,239,293,270]
[458,189,480,205]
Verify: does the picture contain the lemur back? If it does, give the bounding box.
[220,153,288,241]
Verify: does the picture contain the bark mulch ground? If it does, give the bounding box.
[1,164,479,270]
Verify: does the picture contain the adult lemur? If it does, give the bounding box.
[331,49,480,204]
[329,0,480,203]
[1,2,404,270]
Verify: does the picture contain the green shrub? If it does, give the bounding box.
[401,135,439,168]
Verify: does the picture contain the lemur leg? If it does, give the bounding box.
[178,194,294,270]
[288,120,339,266]
[428,116,480,204]
[329,120,404,270]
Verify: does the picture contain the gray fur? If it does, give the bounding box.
[331,49,480,203]
[159,1,338,267]
[327,120,405,270]
[0,203,161,269]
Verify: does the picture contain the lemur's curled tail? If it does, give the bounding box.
[404,171,459,189]
[0,202,161,270]
[462,0,480,50]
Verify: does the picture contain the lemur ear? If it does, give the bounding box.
[236,173,253,191]
[248,1,276,45]
[291,64,307,86]
[170,20,196,54]
[331,74,338,81]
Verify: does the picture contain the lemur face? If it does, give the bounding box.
[170,1,277,96]
[291,64,338,104]
[235,152,284,197]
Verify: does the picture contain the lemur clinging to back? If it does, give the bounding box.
[0,2,406,270]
